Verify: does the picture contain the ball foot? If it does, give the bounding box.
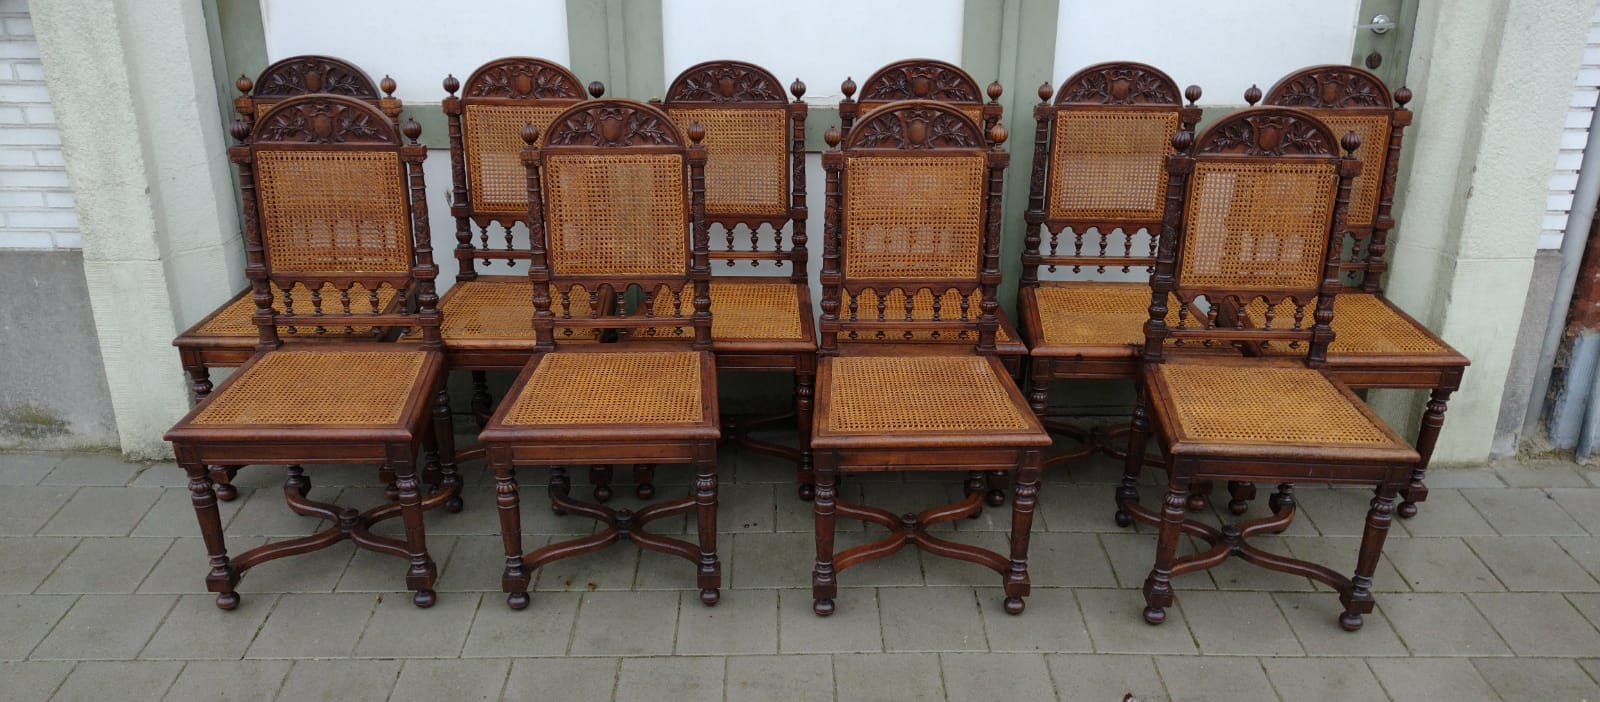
[445,496,464,514]
[507,592,530,610]
[798,483,815,501]
[1143,606,1166,625]
[1114,510,1134,528]
[215,592,240,610]
[593,485,612,502]
[214,484,239,502]
[813,598,834,617]
[412,589,436,608]
[1339,612,1363,631]
[985,489,1007,508]
[1185,493,1209,512]
[636,483,655,500]
[1003,596,1025,615]
[1397,501,1419,519]
[699,588,720,606]
[1228,499,1249,516]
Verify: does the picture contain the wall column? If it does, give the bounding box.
[30,0,240,458]
[1374,0,1598,463]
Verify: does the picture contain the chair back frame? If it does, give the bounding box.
[235,55,401,130]
[819,101,1009,354]
[840,58,1003,142]
[1022,62,1201,286]
[230,94,441,351]
[521,99,712,351]
[1141,107,1361,367]
[659,60,810,283]
[1264,65,1412,293]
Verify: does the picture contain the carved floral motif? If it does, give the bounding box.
[862,65,978,102]
[547,106,679,146]
[670,64,783,102]
[1272,71,1387,108]
[1197,113,1331,156]
[1058,67,1177,105]
[466,62,582,99]
[257,101,392,144]
[852,108,979,149]
[255,59,375,98]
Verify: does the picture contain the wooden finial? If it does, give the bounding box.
[236,74,253,95]
[823,124,841,148]
[443,74,460,95]
[229,117,250,142]
[790,78,807,100]
[380,75,397,97]
[1341,130,1362,155]
[1171,129,1193,153]
[840,77,856,99]
[402,117,421,143]
[520,123,539,146]
[1244,84,1261,106]
[1184,85,1202,106]
[687,120,706,144]
[987,80,1003,102]
[1394,86,1412,107]
[587,81,605,98]
[1037,81,1053,103]
[988,123,1008,145]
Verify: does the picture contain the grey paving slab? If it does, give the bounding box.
[1211,536,1317,592]
[40,453,144,487]
[37,487,162,537]
[1424,466,1507,489]
[778,587,883,654]
[0,453,60,486]
[1556,534,1600,581]
[137,536,264,595]
[569,589,679,656]
[336,536,457,593]
[1015,531,1118,588]
[1470,592,1600,657]
[351,592,477,658]
[1379,593,1512,657]
[634,543,709,591]
[1468,535,1599,591]
[434,535,506,593]
[244,592,375,659]
[981,588,1092,653]
[1075,588,1198,655]
[0,537,75,593]
[530,536,640,592]
[274,659,400,702]
[1462,487,1587,536]
[388,658,509,702]
[718,482,778,533]
[36,537,169,594]
[162,660,292,702]
[1152,656,1277,702]
[140,593,275,660]
[1273,592,1408,657]
[233,538,353,595]
[1296,487,1388,537]
[0,661,71,702]
[726,654,833,702]
[941,652,1056,702]
[49,660,182,701]
[1555,485,1600,535]
[1396,489,1497,537]
[127,463,187,489]
[0,595,74,660]
[0,487,75,536]
[1099,532,1215,592]
[1179,590,1304,656]
[502,657,618,701]
[223,488,322,538]
[130,487,244,538]
[1367,657,1501,701]
[1378,536,1502,592]
[615,655,724,702]
[30,594,175,661]
[1261,657,1388,702]
[878,587,987,653]
[833,652,945,702]
[1493,461,1590,488]
[461,588,577,657]
[675,588,777,655]
[1473,657,1600,701]
[1046,653,1167,702]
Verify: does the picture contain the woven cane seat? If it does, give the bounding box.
[1023,281,1229,361]
[648,279,812,349]
[483,350,719,442]
[1146,359,1416,460]
[405,277,600,346]
[812,355,1049,449]
[180,347,437,431]
[1243,293,1458,359]
[183,283,400,340]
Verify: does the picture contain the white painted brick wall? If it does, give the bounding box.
[0,2,80,250]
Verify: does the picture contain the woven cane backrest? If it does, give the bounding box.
[233,94,440,348]
[840,59,1002,144]
[1265,65,1409,291]
[1025,63,1197,285]
[1143,107,1359,363]
[525,100,711,349]
[236,55,399,130]
[820,101,1006,351]
[662,60,809,279]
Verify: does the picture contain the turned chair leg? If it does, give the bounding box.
[492,455,529,610]
[391,455,437,608]
[796,368,816,501]
[812,458,838,616]
[632,464,656,499]
[470,370,493,428]
[434,388,463,513]
[1115,391,1151,528]
[549,466,571,516]
[1142,482,1188,625]
[185,363,239,503]
[1340,485,1398,631]
[182,460,239,610]
[1401,388,1452,518]
[1226,481,1257,515]
[1004,449,1042,614]
[590,465,614,502]
[694,448,720,605]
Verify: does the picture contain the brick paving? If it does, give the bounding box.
[1,446,1599,701]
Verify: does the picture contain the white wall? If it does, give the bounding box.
[260,0,570,103]
[0,2,79,249]
[1541,7,1600,250]
[1054,0,1361,106]
[662,0,965,103]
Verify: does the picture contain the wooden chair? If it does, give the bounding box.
[646,60,816,499]
[433,57,606,465]
[1018,62,1206,477]
[174,55,405,502]
[810,102,1051,616]
[480,100,722,610]
[165,94,458,610]
[1229,66,1469,518]
[1118,107,1419,631]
